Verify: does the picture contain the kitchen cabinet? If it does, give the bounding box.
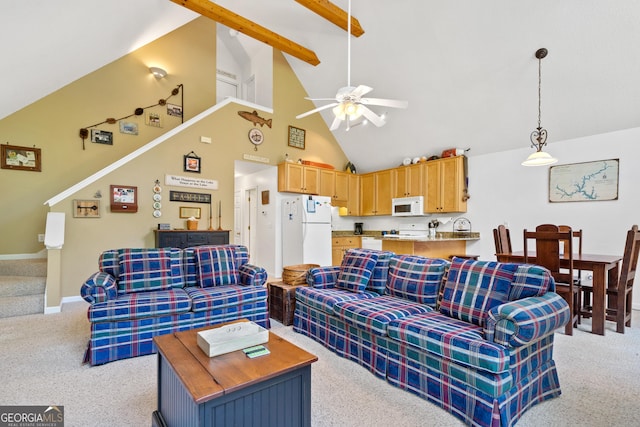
[332,236,362,265]
[278,163,320,194]
[360,169,393,216]
[346,174,360,215]
[424,156,467,213]
[319,170,349,207]
[393,163,423,198]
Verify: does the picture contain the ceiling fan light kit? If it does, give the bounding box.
[296,0,407,131]
[522,48,558,167]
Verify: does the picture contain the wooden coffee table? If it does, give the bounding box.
[152,321,318,427]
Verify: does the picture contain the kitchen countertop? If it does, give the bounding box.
[332,231,480,242]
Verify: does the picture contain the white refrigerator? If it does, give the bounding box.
[282,195,332,267]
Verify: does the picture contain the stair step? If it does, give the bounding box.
[0,276,46,297]
[0,259,47,277]
[0,294,44,318]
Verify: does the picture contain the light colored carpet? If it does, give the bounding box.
[1,301,639,427]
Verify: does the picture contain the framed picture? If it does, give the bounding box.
[549,158,619,202]
[288,125,306,149]
[167,103,183,117]
[91,129,113,145]
[110,185,138,213]
[119,121,138,135]
[73,199,100,218]
[1,144,41,172]
[146,112,162,128]
[179,206,201,219]
[184,151,201,173]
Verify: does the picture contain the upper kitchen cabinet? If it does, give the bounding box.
[424,156,467,213]
[393,163,424,198]
[278,162,320,194]
[361,169,393,216]
[319,169,349,207]
[346,174,360,215]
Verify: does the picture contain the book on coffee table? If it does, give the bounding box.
[197,321,269,357]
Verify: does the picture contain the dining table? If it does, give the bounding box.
[497,251,622,335]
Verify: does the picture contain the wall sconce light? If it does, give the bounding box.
[149,67,167,79]
[522,48,557,167]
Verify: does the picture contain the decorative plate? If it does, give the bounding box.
[153,210,162,218]
[153,193,162,202]
[153,201,162,210]
[153,185,162,194]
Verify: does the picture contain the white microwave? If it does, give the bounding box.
[392,196,424,216]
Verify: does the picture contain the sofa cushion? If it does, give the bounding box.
[117,248,174,294]
[440,258,517,327]
[81,272,117,304]
[336,249,379,293]
[386,255,448,306]
[194,246,239,287]
[333,295,433,336]
[88,288,191,322]
[183,245,250,287]
[296,286,379,314]
[185,284,267,312]
[387,311,511,374]
[509,264,554,300]
[364,250,394,294]
[99,250,119,278]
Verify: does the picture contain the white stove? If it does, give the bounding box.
[384,226,430,239]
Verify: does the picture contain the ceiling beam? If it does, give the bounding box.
[170,0,320,66]
[295,0,364,37]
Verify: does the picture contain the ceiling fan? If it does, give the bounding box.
[296,0,408,131]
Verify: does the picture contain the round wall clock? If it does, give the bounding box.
[248,128,264,151]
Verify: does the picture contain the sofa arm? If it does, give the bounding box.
[306,266,340,289]
[81,272,118,304]
[484,292,570,347]
[238,264,268,286]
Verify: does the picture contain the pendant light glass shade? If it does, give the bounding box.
[521,149,558,166]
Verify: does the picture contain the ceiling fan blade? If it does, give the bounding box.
[360,97,408,109]
[329,115,343,131]
[359,105,386,127]
[304,97,338,101]
[296,102,339,119]
[350,85,373,98]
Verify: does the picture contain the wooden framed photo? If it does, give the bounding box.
[288,125,306,149]
[110,185,138,213]
[179,206,201,219]
[91,129,113,145]
[1,144,42,172]
[184,152,201,173]
[73,199,101,218]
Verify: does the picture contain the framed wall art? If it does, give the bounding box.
[184,151,201,173]
[110,185,138,212]
[288,125,306,149]
[73,199,101,218]
[549,158,619,203]
[179,206,201,219]
[91,129,113,145]
[119,121,138,135]
[1,144,41,172]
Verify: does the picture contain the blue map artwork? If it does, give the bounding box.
[549,159,619,202]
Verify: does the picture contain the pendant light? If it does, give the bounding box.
[522,48,558,166]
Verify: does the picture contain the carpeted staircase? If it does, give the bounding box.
[0,258,46,318]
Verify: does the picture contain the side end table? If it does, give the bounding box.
[268,281,306,326]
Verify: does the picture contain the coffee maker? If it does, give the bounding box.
[354,222,363,235]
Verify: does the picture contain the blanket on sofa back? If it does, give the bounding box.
[294,251,569,427]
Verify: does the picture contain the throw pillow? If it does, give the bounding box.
[439,258,517,327]
[386,255,448,306]
[117,248,173,294]
[336,249,379,293]
[194,246,239,287]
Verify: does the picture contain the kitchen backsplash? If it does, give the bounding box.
[330,207,464,233]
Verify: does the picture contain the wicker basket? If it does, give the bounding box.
[282,264,319,285]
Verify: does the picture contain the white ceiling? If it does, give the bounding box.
[3,0,640,173]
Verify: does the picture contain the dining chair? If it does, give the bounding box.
[524,224,579,335]
[493,224,512,261]
[607,225,640,334]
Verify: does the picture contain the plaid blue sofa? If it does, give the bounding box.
[80,244,269,366]
[293,249,570,427]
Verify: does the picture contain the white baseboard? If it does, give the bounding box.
[45,295,85,314]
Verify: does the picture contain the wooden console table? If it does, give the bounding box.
[152,323,317,427]
[154,230,229,248]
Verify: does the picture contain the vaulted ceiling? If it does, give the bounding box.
[3,0,640,172]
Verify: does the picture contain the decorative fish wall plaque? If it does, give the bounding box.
[238,110,272,128]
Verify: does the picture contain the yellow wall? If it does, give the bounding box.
[0,17,347,304]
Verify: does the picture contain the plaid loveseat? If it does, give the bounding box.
[293,250,570,427]
[80,244,269,366]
